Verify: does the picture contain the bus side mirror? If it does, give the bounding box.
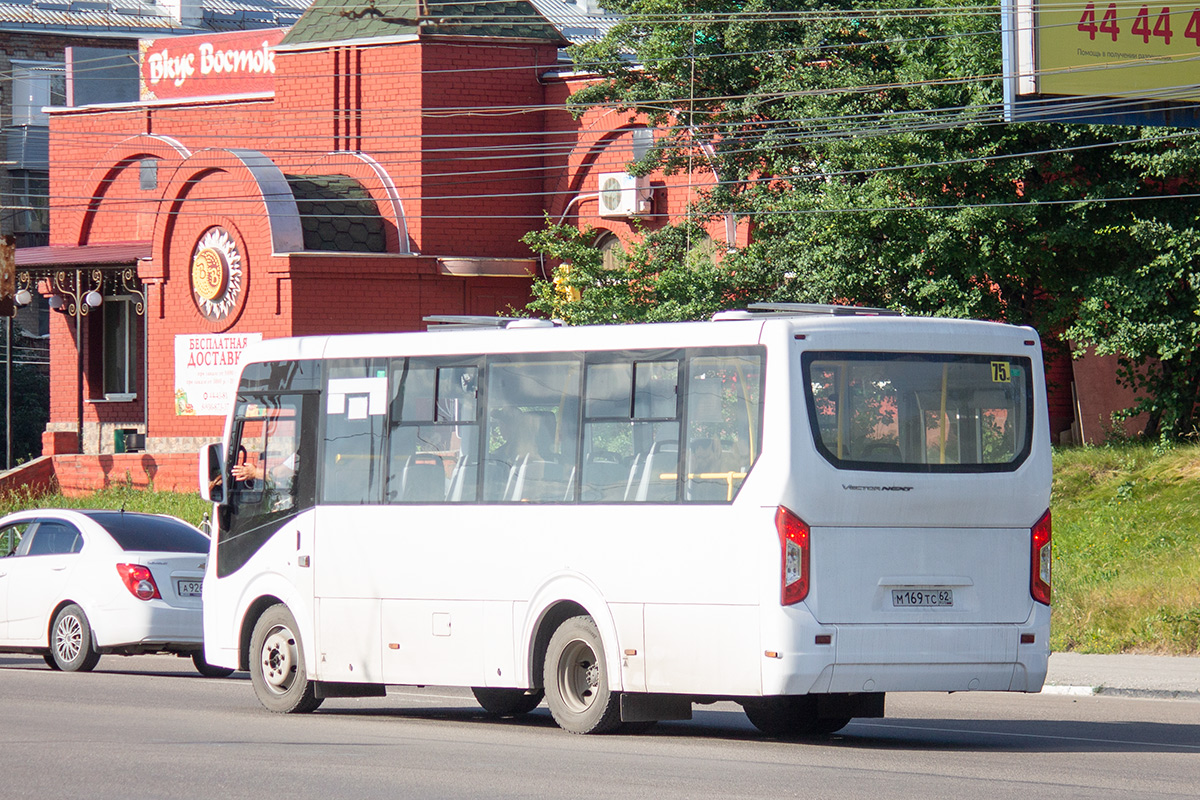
[199,442,226,504]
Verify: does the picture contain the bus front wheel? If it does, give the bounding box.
[543,615,621,734]
[249,604,323,714]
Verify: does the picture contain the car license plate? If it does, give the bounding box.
[891,589,953,607]
[177,580,203,598]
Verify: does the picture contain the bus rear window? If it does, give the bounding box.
[802,352,1033,473]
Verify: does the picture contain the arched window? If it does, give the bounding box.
[594,232,624,271]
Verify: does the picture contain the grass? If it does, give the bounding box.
[1051,442,1200,655]
[3,442,1197,655]
[0,482,212,531]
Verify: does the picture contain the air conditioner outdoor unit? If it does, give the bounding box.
[598,172,652,218]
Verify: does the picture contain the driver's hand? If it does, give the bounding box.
[232,462,262,481]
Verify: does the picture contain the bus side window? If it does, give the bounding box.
[628,361,681,502]
[483,359,580,503]
[388,360,479,503]
[684,354,763,503]
[324,360,388,505]
[220,393,318,563]
[582,358,681,503]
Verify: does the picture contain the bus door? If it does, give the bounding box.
[219,391,320,609]
[314,356,501,687]
[313,360,394,684]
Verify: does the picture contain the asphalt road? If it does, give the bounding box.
[2,654,1197,800]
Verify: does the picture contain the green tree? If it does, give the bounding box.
[525,0,1200,438]
[1067,218,1200,440]
[524,219,771,324]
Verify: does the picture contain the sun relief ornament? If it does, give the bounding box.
[190,227,244,322]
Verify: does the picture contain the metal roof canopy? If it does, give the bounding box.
[15,242,150,269]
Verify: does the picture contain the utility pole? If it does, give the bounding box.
[0,235,15,470]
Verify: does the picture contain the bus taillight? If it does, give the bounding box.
[1031,510,1052,606]
[776,506,810,605]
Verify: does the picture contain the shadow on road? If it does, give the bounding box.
[320,699,1200,754]
[0,653,249,680]
[5,653,1197,755]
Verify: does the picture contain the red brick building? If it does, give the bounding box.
[14,0,1129,462]
[18,1,732,457]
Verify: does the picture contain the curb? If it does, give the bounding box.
[1042,685,1200,702]
[1041,684,1097,697]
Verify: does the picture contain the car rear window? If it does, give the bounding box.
[85,512,210,553]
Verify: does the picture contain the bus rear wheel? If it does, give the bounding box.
[742,695,848,737]
[472,687,544,716]
[543,615,621,734]
[250,604,323,714]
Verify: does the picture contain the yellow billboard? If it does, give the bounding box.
[1038,2,1200,102]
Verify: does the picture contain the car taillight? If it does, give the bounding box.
[776,506,810,605]
[117,563,162,601]
[1030,510,1051,606]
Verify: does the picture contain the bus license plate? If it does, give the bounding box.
[892,589,953,607]
[177,580,203,598]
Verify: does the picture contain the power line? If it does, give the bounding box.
[6,4,1200,230]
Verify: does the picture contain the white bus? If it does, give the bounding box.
[199,305,1051,736]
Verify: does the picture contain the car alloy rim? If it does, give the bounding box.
[261,625,297,694]
[55,615,83,662]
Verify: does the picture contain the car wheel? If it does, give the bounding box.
[50,604,101,672]
[543,615,621,734]
[42,653,60,671]
[192,650,235,678]
[472,686,545,716]
[249,604,322,713]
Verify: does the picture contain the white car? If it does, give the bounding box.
[0,509,231,676]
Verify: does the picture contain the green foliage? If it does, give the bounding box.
[533,0,1200,436]
[524,219,774,323]
[0,485,211,529]
[1051,443,1200,653]
[1067,219,1200,440]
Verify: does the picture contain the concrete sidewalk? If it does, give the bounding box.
[1044,652,1200,701]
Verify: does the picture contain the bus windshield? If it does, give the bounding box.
[802,352,1033,473]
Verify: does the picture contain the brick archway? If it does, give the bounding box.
[150,148,304,282]
[300,152,412,254]
[72,134,192,246]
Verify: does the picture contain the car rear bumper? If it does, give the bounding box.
[91,602,203,650]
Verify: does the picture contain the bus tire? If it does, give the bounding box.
[543,615,621,734]
[472,686,545,716]
[742,695,838,738]
[250,604,323,714]
[812,716,851,735]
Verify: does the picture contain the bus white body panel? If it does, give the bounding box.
[202,313,1051,731]
[308,502,766,695]
[202,507,318,673]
